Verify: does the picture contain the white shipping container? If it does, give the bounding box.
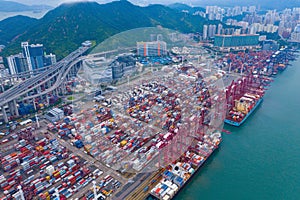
[161,188,170,197]
[167,188,175,197]
[45,165,55,176]
[163,194,170,200]
[171,184,178,192]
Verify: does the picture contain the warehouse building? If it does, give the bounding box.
[214,34,260,52]
[111,54,137,80]
[45,108,64,122]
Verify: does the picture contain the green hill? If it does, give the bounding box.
[0,15,38,46]
[1,0,216,59]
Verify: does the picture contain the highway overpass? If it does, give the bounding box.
[0,46,89,123]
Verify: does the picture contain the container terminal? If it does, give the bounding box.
[215,47,296,126]
[0,41,297,200]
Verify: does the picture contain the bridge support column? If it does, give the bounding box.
[46,80,50,89]
[8,102,15,118]
[24,93,29,104]
[0,83,4,93]
[72,66,76,76]
[32,99,37,111]
[59,87,63,96]
[2,106,8,123]
[14,100,19,117]
[54,89,58,96]
[61,83,66,95]
[46,95,49,105]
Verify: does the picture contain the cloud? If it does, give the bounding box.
[7,0,175,7]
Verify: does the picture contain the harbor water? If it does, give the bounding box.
[175,56,300,200]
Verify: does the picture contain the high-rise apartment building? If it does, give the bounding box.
[7,42,56,75]
[208,24,217,38]
[21,42,44,71]
[203,25,208,40]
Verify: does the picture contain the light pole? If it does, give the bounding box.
[17,185,25,200]
[35,113,40,128]
[93,180,98,200]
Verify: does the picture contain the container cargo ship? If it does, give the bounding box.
[149,132,221,200]
[225,93,263,127]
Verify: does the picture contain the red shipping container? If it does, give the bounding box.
[37,140,46,147]
[6,177,14,183]
[70,176,76,182]
[10,152,17,157]
[18,153,25,159]
[71,170,78,176]
[65,171,71,177]
[79,179,85,185]
[9,171,17,178]
[70,179,76,185]
[39,164,46,169]
[60,194,67,200]
[20,147,27,153]
[71,165,79,172]
[3,185,11,191]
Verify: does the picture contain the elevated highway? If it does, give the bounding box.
[0,46,89,123]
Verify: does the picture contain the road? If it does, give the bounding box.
[113,172,151,200]
[0,47,89,107]
[125,168,164,200]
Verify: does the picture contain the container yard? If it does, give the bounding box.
[1,39,296,200]
[0,42,228,200]
[215,47,296,77]
[47,62,226,174]
[2,50,225,199]
[215,47,297,127]
[0,126,102,200]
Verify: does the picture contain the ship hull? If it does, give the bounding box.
[225,98,263,127]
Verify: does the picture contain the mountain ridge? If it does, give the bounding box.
[0,0,218,59]
[0,15,38,46]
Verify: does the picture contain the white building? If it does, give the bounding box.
[203,25,208,40]
[208,24,217,38]
[82,56,112,85]
[45,108,64,122]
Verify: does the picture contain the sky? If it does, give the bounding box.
[6,0,299,10]
[10,0,166,7]
[5,0,233,7]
